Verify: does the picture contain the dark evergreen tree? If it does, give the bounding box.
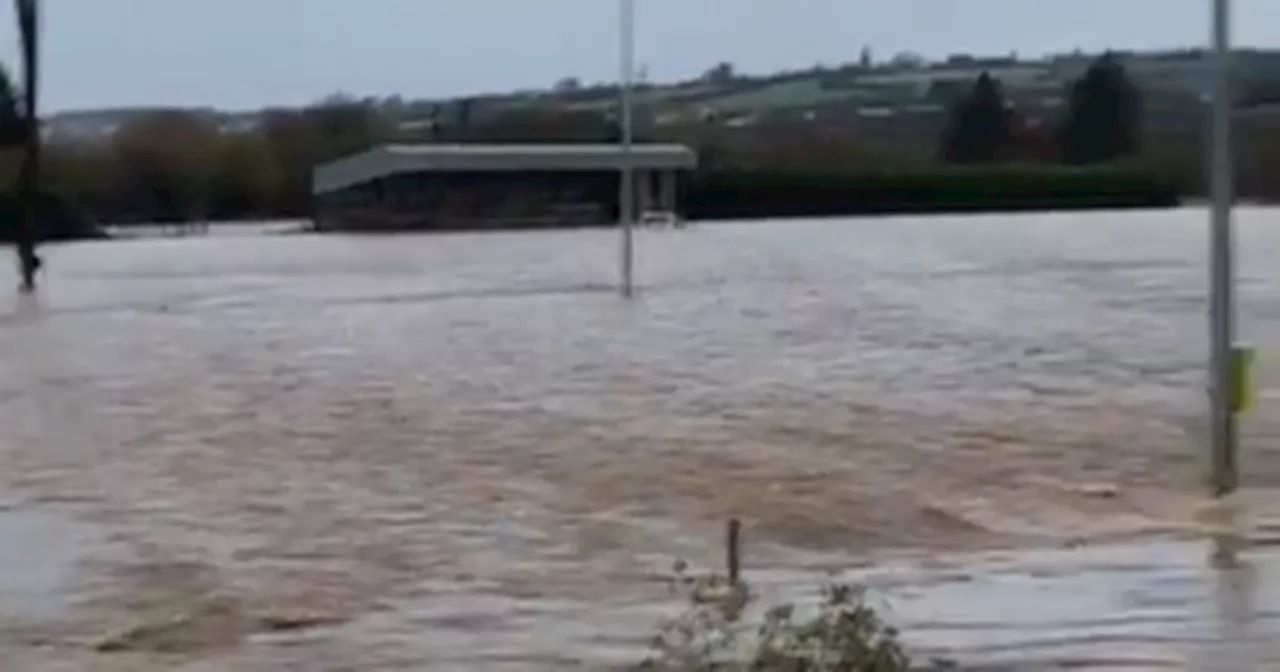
[454,98,474,142]
[1058,53,1143,164]
[0,64,22,146]
[938,72,1012,164]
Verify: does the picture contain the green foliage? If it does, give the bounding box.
[0,64,24,147]
[58,98,395,222]
[1058,54,1143,164]
[0,67,1190,227]
[0,190,104,243]
[110,109,221,219]
[467,108,617,144]
[637,572,910,672]
[938,72,1012,165]
[684,165,1180,220]
[750,585,911,672]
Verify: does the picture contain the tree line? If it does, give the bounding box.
[34,99,393,223]
[938,54,1141,166]
[4,53,1280,225]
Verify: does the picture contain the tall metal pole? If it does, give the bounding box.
[14,0,40,293]
[1208,0,1237,497]
[617,0,636,298]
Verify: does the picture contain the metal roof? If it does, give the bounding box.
[312,143,698,195]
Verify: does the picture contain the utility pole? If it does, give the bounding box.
[617,0,635,299]
[14,0,41,292]
[1208,0,1237,497]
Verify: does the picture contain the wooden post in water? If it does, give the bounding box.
[13,0,41,292]
[725,517,741,585]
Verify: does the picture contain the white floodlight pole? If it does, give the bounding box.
[618,0,636,298]
[1208,0,1238,497]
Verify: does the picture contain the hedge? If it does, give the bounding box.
[682,165,1181,220]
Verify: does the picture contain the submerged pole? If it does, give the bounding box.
[1208,0,1237,497]
[14,0,40,292]
[617,0,635,298]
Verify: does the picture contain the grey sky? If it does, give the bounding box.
[1,0,1278,112]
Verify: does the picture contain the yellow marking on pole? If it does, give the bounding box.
[1229,343,1255,415]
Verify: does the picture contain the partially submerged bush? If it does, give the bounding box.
[751,584,910,672]
[637,564,910,672]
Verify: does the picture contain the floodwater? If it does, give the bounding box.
[3,208,1280,669]
[737,537,1280,671]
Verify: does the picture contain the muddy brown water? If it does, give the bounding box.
[5,209,1280,669]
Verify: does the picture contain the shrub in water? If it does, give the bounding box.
[637,566,910,672]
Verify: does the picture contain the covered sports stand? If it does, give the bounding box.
[311,143,697,232]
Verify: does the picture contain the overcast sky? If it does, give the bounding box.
[1,0,1278,112]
